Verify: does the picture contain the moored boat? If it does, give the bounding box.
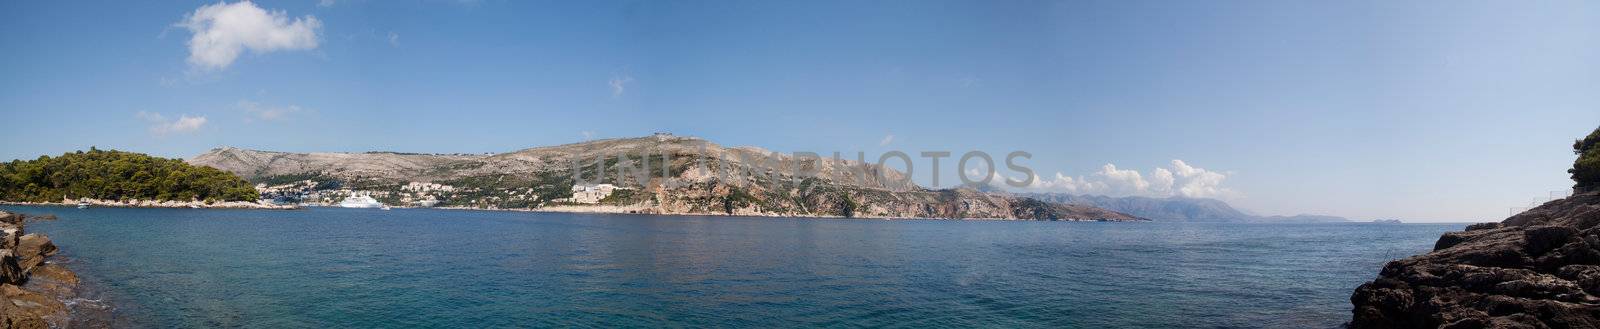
[338,194,385,209]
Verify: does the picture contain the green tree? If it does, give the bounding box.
[0,149,258,202]
[1574,126,1600,193]
[838,191,857,218]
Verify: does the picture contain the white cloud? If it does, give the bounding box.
[387,31,400,47]
[1148,167,1175,195]
[609,74,633,98]
[1097,164,1149,196]
[137,111,208,135]
[878,134,895,146]
[1019,159,1237,199]
[1170,160,1230,199]
[237,100,302,121]
[581,131,594,140]
[318,0,336,7]
[178,1,322,71]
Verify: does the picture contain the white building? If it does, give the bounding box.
[562,184,630,204]
[401,182,455,192]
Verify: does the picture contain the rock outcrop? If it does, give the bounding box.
[1349,191,1600,328]
[0,211,82,329]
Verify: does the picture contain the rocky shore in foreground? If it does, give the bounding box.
[1349,191,1600,328]
[0,211,86,328]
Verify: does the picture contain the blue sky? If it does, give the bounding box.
[2,0,1597,221]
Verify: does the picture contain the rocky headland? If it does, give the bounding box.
[1350,126,1600,328]
[0,211,84,328]
[1349,191,1600,328]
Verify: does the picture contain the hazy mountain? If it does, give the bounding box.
[189,135,1141,221]
[1017,193,1348,222]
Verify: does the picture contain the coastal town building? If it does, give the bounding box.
[559,184,630,204]
[401,182,455,192]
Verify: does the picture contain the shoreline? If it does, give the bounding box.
[0,200,297,210]
[2,201,1133,221]
[0,201,1456,223]
[0,211,93,328]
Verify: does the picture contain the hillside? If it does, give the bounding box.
[1019,193,1348,222]
[189,135,1140,221]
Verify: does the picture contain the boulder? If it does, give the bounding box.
[0,251,23,285]
[13,235,54,272]
[0,285,63,328]
[21,264,78,302]
[0,297,46,329]
[0,224,19,251]
[24,265,74,287]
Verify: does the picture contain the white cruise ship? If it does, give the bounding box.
[337,194,385,209]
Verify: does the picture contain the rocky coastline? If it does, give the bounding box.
[0,211,87,328]
[1349,191,1600,328]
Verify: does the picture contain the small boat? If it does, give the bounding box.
[76,203,88,209]
[381,205,392,210]
[337,194,386,209]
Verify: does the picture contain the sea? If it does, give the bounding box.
[1,206,1463,328]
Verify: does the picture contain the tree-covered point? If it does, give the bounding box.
[0,148,258,203]
[1573,126,1600,193]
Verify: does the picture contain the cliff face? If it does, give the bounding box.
[189,136,1143,221]
[0,211,81,329]
[1349,192,1600,328]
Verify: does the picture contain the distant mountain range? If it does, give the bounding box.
[1017,193,1349,222]
[188,135,1141,221]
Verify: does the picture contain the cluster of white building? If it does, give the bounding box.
[557,184,631,204]
[401,182,456,192]
[254,179,638,208]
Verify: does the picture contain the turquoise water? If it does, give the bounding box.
[3,206,1460,328]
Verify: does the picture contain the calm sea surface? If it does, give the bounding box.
[2,206,1461,328]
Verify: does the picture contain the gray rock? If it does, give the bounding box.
[1350,192,1600,328]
